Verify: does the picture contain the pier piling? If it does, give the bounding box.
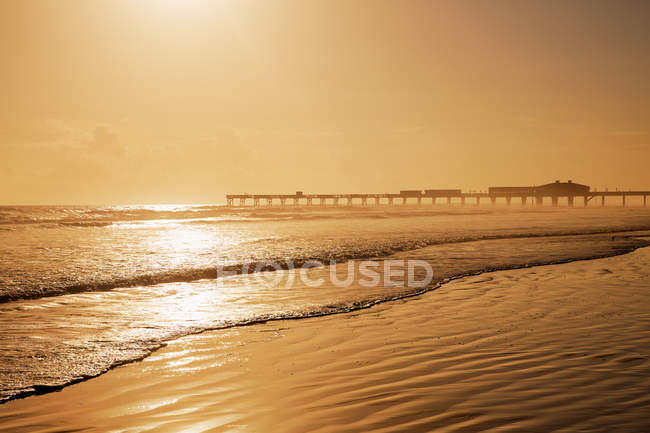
[226,183,650,208]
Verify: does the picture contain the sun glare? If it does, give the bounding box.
[155,0,226,11]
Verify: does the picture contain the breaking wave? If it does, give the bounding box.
[2,227,650,304]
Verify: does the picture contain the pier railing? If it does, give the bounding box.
[226,191,650,207]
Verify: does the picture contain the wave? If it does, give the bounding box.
[2,232,650,404]
[2,227,649,304]
[0,205,228,225]
[0,205,538,227]
[58,221,115,228]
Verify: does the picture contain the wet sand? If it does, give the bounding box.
[2,248,650,432]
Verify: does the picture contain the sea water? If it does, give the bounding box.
[1,205,649,401]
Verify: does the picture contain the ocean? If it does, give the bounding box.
[1,204,649,402]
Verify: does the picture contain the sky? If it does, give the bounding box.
[1,0,649,204]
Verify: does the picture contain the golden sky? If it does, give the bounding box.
[1,0,649,204]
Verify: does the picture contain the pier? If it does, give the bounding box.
[226,181,649,207]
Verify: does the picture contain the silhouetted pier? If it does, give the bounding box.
[226,181,649,207]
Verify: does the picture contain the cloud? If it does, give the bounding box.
[87,126,124,156]
[0,118,80,146]
[1,121,128,183]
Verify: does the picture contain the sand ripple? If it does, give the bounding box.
[2,248,650,432]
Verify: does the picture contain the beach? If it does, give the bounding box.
[2,244,649,432]
[4,206,650,404]
[4,0,650,430]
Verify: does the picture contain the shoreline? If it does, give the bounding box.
[1,248,650,432]
[2,232,650,405]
